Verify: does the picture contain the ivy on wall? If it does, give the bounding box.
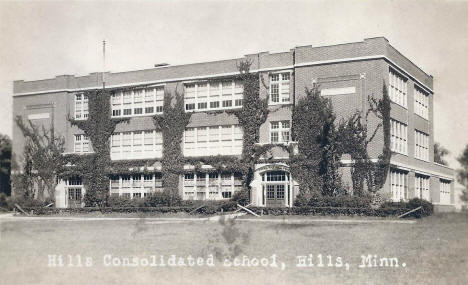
[67,89,128,206]
[153,90,191,198]
[233,60,271,192]
[289,84,344,198]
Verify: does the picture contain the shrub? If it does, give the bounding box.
[143,192,182,207]
[293,192,309,207]
[0,193,10,211]
[307,195,372,208]
[231,189,249,206]
[407,198,433,218]
[379,198,433,218]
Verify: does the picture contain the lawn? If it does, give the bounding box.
[0,213,467,285]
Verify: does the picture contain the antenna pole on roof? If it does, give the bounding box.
[102,40,106,90]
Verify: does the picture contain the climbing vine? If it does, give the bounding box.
[67,89,128,206]
[289,84,344,198]
[338,81,392,195]
[153,90,191,198]
[233,60,271,192]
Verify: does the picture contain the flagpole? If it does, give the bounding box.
[102,40,106,90]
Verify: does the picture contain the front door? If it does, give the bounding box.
[67,188,82,208]
[265,184,285,207]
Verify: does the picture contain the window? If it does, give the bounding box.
[415,174,430,201]
[74,94,88,119]
[133,193,142,198]
[415,130,429,161]
[111,86,164,118]
[389,69,407,108]
[183,172,241,200]
[110,130,162,160]
[183,125,243,156]
[390,119,408,155]
[276,185,285,199]
[184,80,243,112]
[109,174,162,196]
[270,121,291,143]
[74,134,91,153]
[68,188,82,200]
[269,72,290,104]
[390,169,408,201]
[440,180,451,204]
[414,86,429,119]
[266,185,275,199]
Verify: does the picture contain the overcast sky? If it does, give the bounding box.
[0,0,467,169]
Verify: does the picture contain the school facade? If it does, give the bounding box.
[12,37,455,210]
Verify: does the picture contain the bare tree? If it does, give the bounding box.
[14,116,66,201]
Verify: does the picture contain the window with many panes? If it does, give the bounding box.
[389,69,407,108]
[269,72,290,104]
[74,134,90,153]
[415,130,429,161]
[183,172,241,200]
[110,130,162,160]
[74,94,89,120]
[440,180,451,204]
[270,121,290,143]
[109,174,162,197]
[414,86,429,119]
[111,86,164,117]
[390,169,408,202]
[184,80,243,112]
[415,174,430,201]
[184,125,243,156]
[390,119,408,155]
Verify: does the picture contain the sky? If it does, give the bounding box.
[0,0,467,170]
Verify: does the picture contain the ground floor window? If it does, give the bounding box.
[183,172,242,200]
[390,169,408,202]
[109,173,162,198]
[440,180,451,204]
[415,174,430,201]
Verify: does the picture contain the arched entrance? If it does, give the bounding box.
[261,170,291,207]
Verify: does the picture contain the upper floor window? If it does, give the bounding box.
[74,94,88,120]
[184,80,243,112]
[270,121,291,143]
[110,130,162,160]
[414,86,429,119]
[269,72,290,104]
[415,130,429,161]
[389,69,407,108]
[390,119,407,155]
[74,134,90,153]
[111,86,164,117]
[183,125,243,156]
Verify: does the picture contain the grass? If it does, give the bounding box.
[0,213,467,284]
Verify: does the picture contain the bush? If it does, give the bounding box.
[379,198,433,218]
[307,195,372,208]
[143,192,182,207]
[0,193,10,211]
[293,192,309,207]
[231,189,249,206]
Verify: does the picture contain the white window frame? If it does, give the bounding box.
[415,174,430,201]
[183,125,243,156]
[414,85,429,120]
[415,130,429,161]
[390,169,408,202]
[439,180,451,205]
[389,69,408,108]
[390,119,408,155]
[183,80,243,112]
[269,120,291,144]
[110,130,163,160]
[269,71,291,105]
[74,93,88,120]
[111,86,164,118]
[182,172,242,200]
[109,174,163,197]
[74,134,91,153]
